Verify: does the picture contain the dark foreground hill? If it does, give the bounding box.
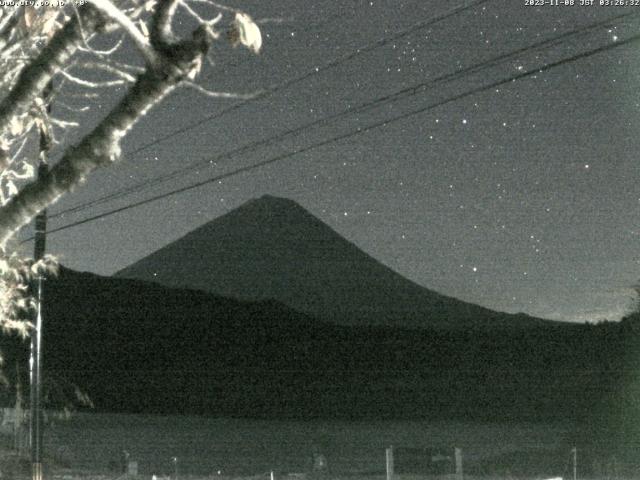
[2,267,637,437]
[116,195,559,331]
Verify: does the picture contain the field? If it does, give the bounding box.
[38,414,573,478]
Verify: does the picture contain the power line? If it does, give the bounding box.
[23,29,640,242]
[50,0,491,219]
[121,0,491,157]
[50,10,639,220]
[50,0,490,219]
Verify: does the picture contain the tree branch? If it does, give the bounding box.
[0,5,106,139]
[86,0,159,66]
[0,7,23,51]
[150,0,180,51]
[0,8,213,246]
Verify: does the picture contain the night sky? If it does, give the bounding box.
[21,0,640,323]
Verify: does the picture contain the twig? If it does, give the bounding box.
[87,0,159,66]
[182,81,261,99]
[58,69,127,88]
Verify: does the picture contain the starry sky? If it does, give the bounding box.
[20,0,640,323]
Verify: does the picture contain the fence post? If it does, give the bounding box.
[172,456,178,480]
[386,446,394,480]
[572,447,577,480]
[455,447,463,480]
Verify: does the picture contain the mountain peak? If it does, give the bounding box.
[256,194,298,204]
[245,194,297,207]
[116,195,558,330]
[238,194,311,217]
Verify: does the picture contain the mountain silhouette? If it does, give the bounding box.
[116,195,558,330]
[0,267,607,423]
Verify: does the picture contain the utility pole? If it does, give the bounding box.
[29,163,46,480]
[30,88,52,480]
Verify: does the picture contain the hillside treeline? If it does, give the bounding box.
[1,268,640,456]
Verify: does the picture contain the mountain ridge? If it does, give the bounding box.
[0,266,602,421]
[116,194,560,330]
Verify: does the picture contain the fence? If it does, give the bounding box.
[365,445,611,480]
[0,440,594,480]
[385,446,463,477]
[0,411,631,480]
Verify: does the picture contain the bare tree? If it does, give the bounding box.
[0,1,261,336]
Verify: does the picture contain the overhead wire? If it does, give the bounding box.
[21,26,640,243]
[49,7,637,220]
[49,0,490,219]
[116,0,492,156]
